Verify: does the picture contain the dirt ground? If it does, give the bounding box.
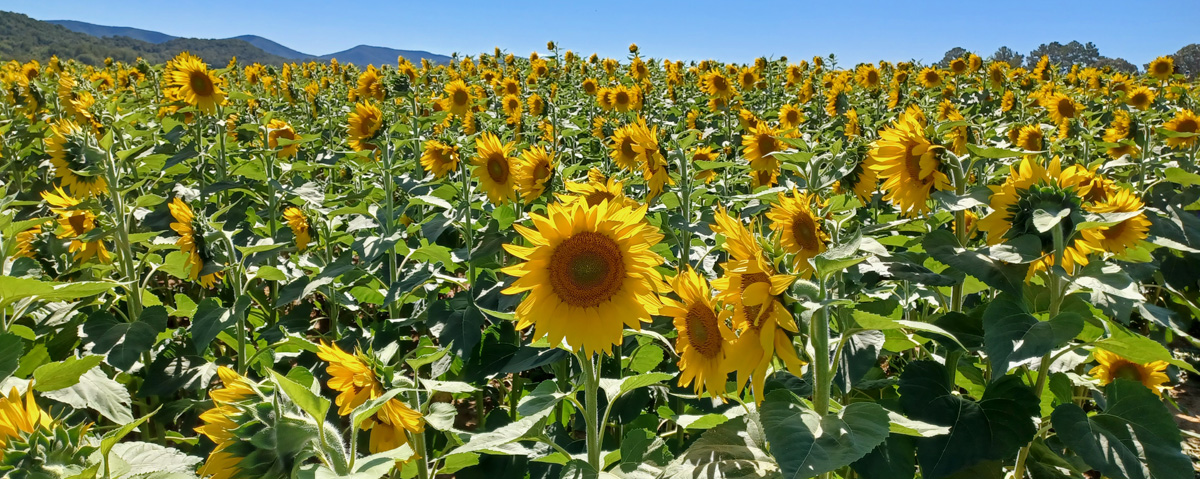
[1170,373,1200,472]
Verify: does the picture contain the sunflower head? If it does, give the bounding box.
[347,102,384,151]
[515,146,556,203]
[661,267,732,399]
[473,132,517,205]
[283,207,311,252]
[1089,349,1170,396]
[266,118,298,158]
[169,198,223,287]
[46,119,107,198]
[420,139,461,179]
[1162,109,1199,149]
[501,200,665,357]
[0,386,93,479]
[167,52,226,114]
[441,80,474,118]
[1148,56,1174,81]
[767,189,829,277]
[867,109,951,215]
[1081,188,1149,256]
[1125,86,1155,110]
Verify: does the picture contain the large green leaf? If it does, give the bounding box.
[33,355,103,392]
[0,332,24,383]
[1051,379,1191,479]
[922,230,1029,296]
[43,367,134,423]
[852,435,916,479]
[760,391,891,479]
[662,413,780,479]
[898,361,1039,479]
[0,277,118,309]
[983,293,1082,376]
[84,306,167,371]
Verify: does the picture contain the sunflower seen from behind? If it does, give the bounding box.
[661,267,732,399]
[45,118,107,198]
[0,386,52,447]
[501,200,665,357]
[473,132,517,205]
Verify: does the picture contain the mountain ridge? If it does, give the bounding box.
[45,18,450,65]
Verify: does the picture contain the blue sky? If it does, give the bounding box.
[7,0,1198,66]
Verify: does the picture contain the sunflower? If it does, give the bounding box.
[45,118,107,198]
[169,198,223,288]
[266,118,298,158]
[581,78,598,95]
[498,77,521,96]
[439,80,474,119]
[0,386,52,447]
[867,110,950,216]
[661,268,732,399]
[1040,92,1080,125]
[473,132,517,205]
[501,200,665,357]
[977,157,1099,278]
[1103,110,1139,158]
[845,109,861,138]
[528,93,546,117]
[767,190,828,277]
[1001,90,1016,113]
[608,125,641,171]
[596,87,615,110]
[559,176,637,209]
[917,67,942,88]
[347,102,383,152]
[1081,189,1149,255]
[420,140,460,179]
[629,119,673,200]
[1089,349,1170,396]
[611,85,639,112]
[834,160,879,202]
[316,342,427,454]
[742,122,781,187]
[42,186,110,263]
[14,225,41,259]
[778,104,804,131]
[1125,86,1154,110]
[283,207,311,252]
[356,66,384,101]
[1162,109,1199,149]
[167,53,226,114]
[710,210,804,405]
[702,70,737,100]
[515,146,556,203]
[501,94,522,124]
[1147,56,1174,81]
[195,367,254,460]
[949,58,969,76]
[1015,125,1045,152]
[855,64,881,90]
[690,146,718,184]
[988,63,1008,90]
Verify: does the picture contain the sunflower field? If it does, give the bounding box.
[1,42,1199,479]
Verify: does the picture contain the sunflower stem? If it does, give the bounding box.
[578,351,603,472]
[408,388,431,479]
[811,286,831,416]
[1012,224,1066,479]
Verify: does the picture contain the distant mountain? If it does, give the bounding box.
[0,11,290,66]
[319,44,452,66]
[230,35,312,60]
[45,17,450,66]
[47,19,176,44]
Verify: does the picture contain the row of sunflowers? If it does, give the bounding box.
[1,41,1199,479]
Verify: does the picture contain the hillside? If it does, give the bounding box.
[319,44,452,66]
[0,11,290,66]
[231,35,313,59]
[46,19,175,44]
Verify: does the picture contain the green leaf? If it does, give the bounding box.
[983,294,1083,375]
[1096,326,1197,373]
[760,392,891,479]
[966,144,1024,159]
[662,413,780,479]
[0,277,118,309]
[898,361,1039,479]
[600,372,673,403]
[270,369,331,425]
[427,298,485,357]
[0,332,24,382]
[192,297,248,354]
[1051,379,1191,479]
[101,407,158,457]
[33,355,103,392]
[517,380,565,417]
[627,344,664,374]
[1164,167,1200,186]
[453,407,553,455]
[42,368,133,423]
[852,435,916,479]
[850,308,965,350]
[923,230,1027,296]
[85,307,166,371]
[106,441,202,477]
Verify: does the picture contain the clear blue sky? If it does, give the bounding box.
[7,0,1197,66]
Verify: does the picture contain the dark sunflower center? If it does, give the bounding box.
[1057,99,1075,117]
[549,232,626,308]
[486,155,509,183]
[786,110,799,123]
[867,70,879,84]
[620,138,637,158]
[1155,63,1170,74]
[1132,93,1147,105]
[1111,362,1143,382]
[615,91,630,105]
[189,71,214,96]
[1177,119,1198,133]
[452,88,469,106]
[712,76,727,91]
[67,214,88,235]
[533,162,551,181]
[739,272,771,328]
[755,134,776,157]
[791,212,820,250]
[685,304,722,358]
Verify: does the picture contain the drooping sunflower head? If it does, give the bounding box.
[420,139,460,179]
[347,102,384,151]
[316,342,381,415]
[1089,349,1169,396]
[501,200,665,357]
[515,146,556,203]
[167,52,226,114]
[169,198,223,288]
[45,118,107,198]
[473,132,517,205]
[356,65,384,101]
[283,207,311,252]
[266,118,298,158]
[560,176,637,210]
[866,109,950,215]
[661,267,731,399]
